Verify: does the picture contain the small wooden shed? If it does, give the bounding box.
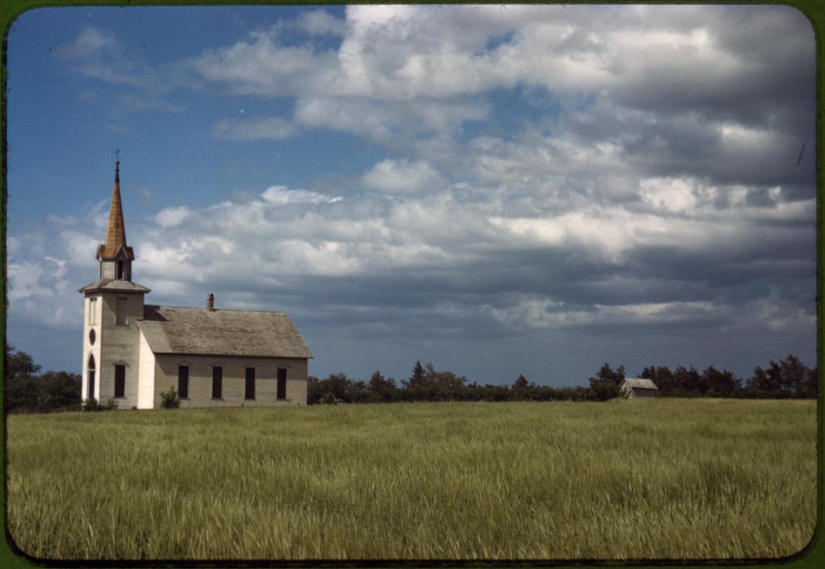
[620,378,658,399]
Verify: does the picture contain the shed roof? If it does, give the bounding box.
[137,304,313,359]
[621,378,658,390]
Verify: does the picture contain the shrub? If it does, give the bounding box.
[159,386,181,409]
[81,398,118,412]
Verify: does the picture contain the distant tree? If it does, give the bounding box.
[511,374,541,401]
[405,361,427,389]
[777,355,809,397]
[745,365,778,397]
[702,365,741,398]
[476,383,510,402]
[307,375,322,405]
[596,363,625,385]
[588,376,621,401]
[558,385,591,401]
[745,355,815,399]
[349,380,371,403]
[588,363,623,401]
[367,370,398,402]
[672,365,704,395]
[798,365,818,399]
[398,361,467,401]
[532,384,558,401]
[38,371,82,411]
[6,374,39,412]
[434,369,467,393]
[766,360,788,396]
[5,345,41,412]
[318,373,356,403]
[513,374,529,390]
[5,344,41,380]
[640,365,675,395]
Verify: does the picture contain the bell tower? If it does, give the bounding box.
[79,158,150,407]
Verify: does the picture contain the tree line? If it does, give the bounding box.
[308,355,817,405]
[639,354,817,399]
[4,344,817,413]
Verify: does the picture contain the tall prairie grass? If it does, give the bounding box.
[5,399,817,560]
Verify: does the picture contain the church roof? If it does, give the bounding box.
[79,279,151,294]
[97,160,134,261]
[137,305,314,360]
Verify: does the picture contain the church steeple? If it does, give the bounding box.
[96,159,135,280]
[79,155,151,410]
[99,160,129,260]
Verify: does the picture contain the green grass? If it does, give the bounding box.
[5,399,818,560]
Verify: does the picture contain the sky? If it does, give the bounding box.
[4,4,818,387]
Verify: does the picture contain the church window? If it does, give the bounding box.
[277,368,287,400]
[178,366,189,399]
[88,329,96,346]
[116,260,125,280]
[245,368,256,400]
[114,365,126,398]
[88,297,97,325]
[87,355,96,400]
[212,367,223,399]
[116,297,128,326]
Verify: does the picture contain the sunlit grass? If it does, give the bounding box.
[5,399,817,560]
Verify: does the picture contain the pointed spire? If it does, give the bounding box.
[98,159,132,260]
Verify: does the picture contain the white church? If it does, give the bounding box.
[79,160,313,409]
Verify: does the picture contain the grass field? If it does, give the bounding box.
[4,399,818,560]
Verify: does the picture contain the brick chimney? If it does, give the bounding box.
[207,293,215,311]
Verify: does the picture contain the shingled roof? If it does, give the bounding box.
[137,305,313,359]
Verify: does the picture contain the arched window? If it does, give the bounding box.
[87,354,96,400]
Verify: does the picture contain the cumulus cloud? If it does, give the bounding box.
[293,8,347,36]
[361,159,446,195]
[260,185,342,205]
[191,32,339,97]
[155,206,193,228]
[293,96,487,143]
[7,226,100,329]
